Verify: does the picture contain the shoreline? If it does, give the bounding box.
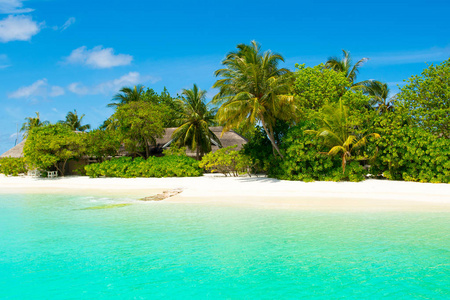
[1,175,449,211]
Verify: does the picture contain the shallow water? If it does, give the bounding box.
[0,193,449,299]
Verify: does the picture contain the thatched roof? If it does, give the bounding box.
[0,140,25,158]
[155,126,248,153]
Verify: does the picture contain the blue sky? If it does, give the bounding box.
[0,0,449,154]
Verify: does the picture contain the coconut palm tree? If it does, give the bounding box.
[171,84,221,160]
[325,50,369,88]
[306,100,380,173]
[212,40,297,158]
[358,80,395,113]
[20,112,50,138]
[59,110,91,131]
[108,85,145,108]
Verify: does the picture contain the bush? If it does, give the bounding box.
[0,157,27,176]
[370,114,450,183]
[269,123,366,182]
[199,145,252,176]
[84,155,203,178]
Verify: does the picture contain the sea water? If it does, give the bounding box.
[0,193,449,299]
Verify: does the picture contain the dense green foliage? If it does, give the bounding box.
[84,130,121,160]
[306,100,380,173]
[84,156,203,178]
[23,124,85,175]
[269,123,366,182]
[294,63,350,111]
[396,58,450,137]
[370,113,450,183]
[113,101,168,158]
[199,146,252,176]
[0,157,27,176]
[171,84,221,159]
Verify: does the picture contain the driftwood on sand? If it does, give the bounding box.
[140,188,183,201]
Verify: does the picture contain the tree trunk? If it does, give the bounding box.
[144,138,149,159]
[260,115,284,159]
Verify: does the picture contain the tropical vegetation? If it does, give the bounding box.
[171,84,221,159]
[2,43,448,183]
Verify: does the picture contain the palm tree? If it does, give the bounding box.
[358,80,395,113]
[108,85,145,108]
[213,41,297,158]
[171,84,221,160]
[325,50,369,88]
[306,100,380,173]
[20,112,50,138]
[59,110,91,131]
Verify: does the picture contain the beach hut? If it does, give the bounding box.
[155,126,248,157]
[0,140,26,158]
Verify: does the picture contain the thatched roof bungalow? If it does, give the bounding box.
[0,140,25,158]
[155,126,247,157]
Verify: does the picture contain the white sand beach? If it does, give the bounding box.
[1,174,449,211]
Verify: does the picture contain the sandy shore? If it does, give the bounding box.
[1,174,449,211]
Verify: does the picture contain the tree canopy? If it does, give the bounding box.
[171,84,221,160]
[23,124,85,176]
[396,58,450,137]
[213,40,297,158]
[113,101,168,158]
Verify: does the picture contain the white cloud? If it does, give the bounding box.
[60,17,75,31]
[68,82,90,95]
[68,72,160,95]
[65,46,133,69]
[0,0,33,14]
[368,46,450,66]
[8,78,65,100]
[49,85,65,97]
[0,14,40,42]
[9,78,47,98]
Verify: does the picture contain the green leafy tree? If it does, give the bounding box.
[59,110,91,131]
[370,112,450,183]
[113,101,168,158]
[142,87,183,127]
[395,58,450,137]
[325,50,369,88]
[108,85,145,108]
[20,112,50,138]
[293,63,350,112]
[213,40,297,158]
[172,84,221,160]
[84,129,121,160]
[306,100,380,173]
[23,124,86,176]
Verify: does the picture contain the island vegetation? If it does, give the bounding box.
[1,41,449,183]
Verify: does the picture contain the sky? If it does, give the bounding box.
[0,0,449,154]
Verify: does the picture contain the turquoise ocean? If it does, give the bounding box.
[0,193,449,299]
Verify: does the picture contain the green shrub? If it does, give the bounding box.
[199,145,252,176]
[370,114,450,183]
[84,155,203,178]
[269,123,366,182]
[0,157,27,176]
